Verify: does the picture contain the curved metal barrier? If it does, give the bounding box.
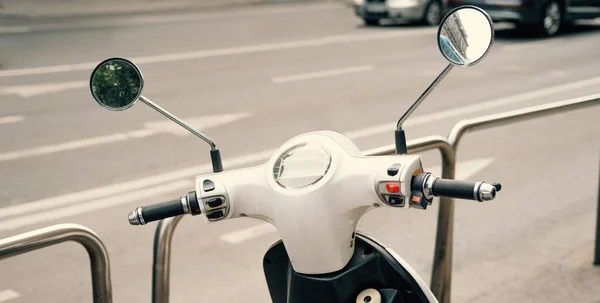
[431,93,600,303]
[0,223,113,303]
[151,94,599,303]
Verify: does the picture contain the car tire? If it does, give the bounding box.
[422,0,443,26]
[364,18,380,26]
[534,0,563,37]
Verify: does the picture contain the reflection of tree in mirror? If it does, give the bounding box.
[91,60,142,109]
[440,12,469,59]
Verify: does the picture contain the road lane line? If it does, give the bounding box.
[0,150,275,221]
[501,40,559,52]
[0,81,87,98]
[0,113,250,162]
[0,132,134,162]
[220,157,496,244]
[4,3,342,33]
[344,75,600,139]
[0,26,30,34]
[272,65,374,83]
[0,29,433,78]
[0,290,20,302]
[0,180,193,232]
[0,116,23,125]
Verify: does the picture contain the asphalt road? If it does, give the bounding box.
[0,2,599,303]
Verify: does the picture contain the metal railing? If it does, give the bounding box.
[0,223,113,303]
[150,93,599,303]
[152,216,183,303]
[430,94,600,302]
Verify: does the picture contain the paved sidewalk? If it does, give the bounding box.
[0,0,339,19]
[471,242,600,303]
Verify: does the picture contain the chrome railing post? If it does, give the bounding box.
[0,223,112,303]
[152,215,184,303]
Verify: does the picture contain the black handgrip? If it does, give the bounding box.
[140,199,185,224]
[431,179,479,201]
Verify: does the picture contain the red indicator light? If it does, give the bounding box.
[386,183,400,193]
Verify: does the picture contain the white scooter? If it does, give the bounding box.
[89,6,501,303]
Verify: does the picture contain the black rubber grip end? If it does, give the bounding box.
[211,149,223,173]
[140,199,185,223]
[187,191,201,215]
[431,179,480,201]
[395,129,408,155]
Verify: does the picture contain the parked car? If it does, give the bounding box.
[352,0,446,26]
[446,0,600,36]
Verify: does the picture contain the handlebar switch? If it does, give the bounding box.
[207,197,225,208]
[373,158,422,208]
[387,164,401,177]
[409,173,434,210]
[386,195,405,207]
[196,177,230,222]
[202,194,229,222]
[206,209,225,220]
[202,179,215,192]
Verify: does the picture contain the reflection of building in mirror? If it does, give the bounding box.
[439,36,465,64]
[440,13,468,58]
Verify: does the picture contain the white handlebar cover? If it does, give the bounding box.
[194,131,423,274]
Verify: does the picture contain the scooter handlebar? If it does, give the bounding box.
[431,179,498,202]
[415,172,501,203]
[128,191,201,225]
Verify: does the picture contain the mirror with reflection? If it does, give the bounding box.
[90,58,144,111]
[437,6,494,67]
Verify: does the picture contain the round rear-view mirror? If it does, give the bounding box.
[437,6,494,67]
[90,58,144,111]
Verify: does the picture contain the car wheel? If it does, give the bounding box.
[535,0,563,36]
[364,18,380,26]
[423,0,443,26]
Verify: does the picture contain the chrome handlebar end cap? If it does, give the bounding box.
[478,183,497,201]
[128,208,142,225]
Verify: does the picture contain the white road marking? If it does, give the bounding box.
[0,81,87,98]
[0,3,342,33]
[344,75,600,139]
[0,290,20,302]
[143,113,251,136]
[9,74,594,163]
[501,39,561,52]
[220,157,496,244]
[0,26,30,34]
[0,116,23,125]
[272,65,374,83]
[0,29,433,78]
[0,180,193,232]
[0,113,250,162]
[0,150,275,221]
[0,132,135,162]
